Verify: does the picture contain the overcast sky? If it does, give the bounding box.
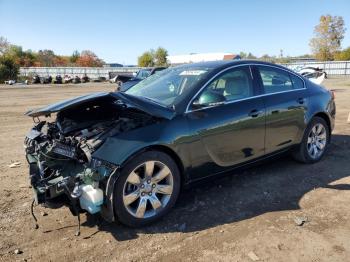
[0,0,349,64]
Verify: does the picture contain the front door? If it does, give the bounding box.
[186,65,266,180]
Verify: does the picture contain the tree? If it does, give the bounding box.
[154,47,168,66]
[138,47,169,67]
[334,47,350,60]
[239,52,247,59]
[138,51,155,67]
[310,15,346,61]
[0,55,19,82]
[0,36,9,55]
[37,49,56,67]
[76,50,104,67]
[70,50,80,64]
[246,52,257,59]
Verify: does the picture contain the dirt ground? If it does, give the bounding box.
[0,78,350,262]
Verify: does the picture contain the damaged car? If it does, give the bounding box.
[24,60,335,231]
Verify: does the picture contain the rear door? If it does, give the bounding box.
[254,65,308,153]
[186,65,266,180]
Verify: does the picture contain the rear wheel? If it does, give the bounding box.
[292,117,329,163]
[114,151,180,227]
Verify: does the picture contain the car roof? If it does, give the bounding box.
[172,60,289,71]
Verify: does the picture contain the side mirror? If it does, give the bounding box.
[192,91,225,109]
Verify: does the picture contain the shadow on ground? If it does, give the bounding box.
[77,134,350,241]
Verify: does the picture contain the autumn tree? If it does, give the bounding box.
[76,50,104,67]
[334,47,350,61]
[310,15,346,61]
[37,49,56,66]
[138,51,155,67]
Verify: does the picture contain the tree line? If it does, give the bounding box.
[0,38,104,82]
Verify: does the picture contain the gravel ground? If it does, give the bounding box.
[0,78,349,262]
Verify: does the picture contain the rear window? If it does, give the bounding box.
[290,74,304,89]
[257,66,294,94]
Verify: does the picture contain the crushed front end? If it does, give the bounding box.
[24,93,159,229]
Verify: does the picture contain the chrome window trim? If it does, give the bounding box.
[185,63,306,114]
[186,88,306,113]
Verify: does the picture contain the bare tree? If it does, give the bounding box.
[0,36,9,55]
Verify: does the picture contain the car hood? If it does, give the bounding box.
[25,92,176,120]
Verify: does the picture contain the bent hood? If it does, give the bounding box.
[25,92,176,120]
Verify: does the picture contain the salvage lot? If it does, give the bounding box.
[0,79,350,261]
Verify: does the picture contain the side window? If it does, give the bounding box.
[193,66,254,107]
[290,74,304,89]
[257,66,294,94]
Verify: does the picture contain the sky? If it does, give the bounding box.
[0,0,349,64]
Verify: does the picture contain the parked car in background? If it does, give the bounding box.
[63,75,73,83]
[40,75,52,84]
[297,67,327,85]
[24,60,335,229]
[4,80,16,85]
[32,75,41,84]
[118,67,167,92]
[53,75,62,84]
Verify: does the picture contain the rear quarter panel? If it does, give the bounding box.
[304,80,335,131]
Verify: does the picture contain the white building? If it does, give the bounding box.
[167,52,240,65]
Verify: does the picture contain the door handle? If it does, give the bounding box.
[297,98,305,104]
[248,109,263,118]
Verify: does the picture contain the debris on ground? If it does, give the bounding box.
[247,251,260,261]
[14,249,23,255]
[294,216,308,226]
[8,161,21,168]
[41,211,48,217]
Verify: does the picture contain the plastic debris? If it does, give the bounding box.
[247,251,260,261]
[294,216,308,226]
[8,162,21,168]
[14,249,23,255]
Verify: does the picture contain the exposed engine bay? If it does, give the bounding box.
[24,95,159,233]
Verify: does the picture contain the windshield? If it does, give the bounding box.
[136,69,152,79]
[125,67,211,107]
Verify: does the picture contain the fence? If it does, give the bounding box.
[19,61,350,79]
[19,66,141,79]
[281,61,350,76]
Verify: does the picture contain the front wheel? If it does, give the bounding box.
[292,117,330,163]
[114,151,181,227]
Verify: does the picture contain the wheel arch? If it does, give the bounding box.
[120,144,188,185]
[312,112,332,134]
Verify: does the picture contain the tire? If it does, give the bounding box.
[114,151,181,227]
[292,117,330,163]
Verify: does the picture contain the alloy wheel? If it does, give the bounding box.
[306,123,327,159]
[122,160,174,219]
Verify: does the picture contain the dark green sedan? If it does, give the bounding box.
[25,60,335,229]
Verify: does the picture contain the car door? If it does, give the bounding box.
[186,65,266,180]
[253,65,308,154]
